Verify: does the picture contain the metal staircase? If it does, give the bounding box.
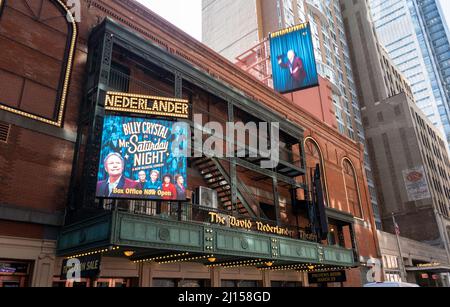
[191,157,266,219]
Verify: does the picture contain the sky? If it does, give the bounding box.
[136,0,202,41]
[137,0,450,43]
[439,0,450,31]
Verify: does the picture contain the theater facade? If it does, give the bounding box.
[0,0,380,287]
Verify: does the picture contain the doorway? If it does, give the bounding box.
[0,260,31,287]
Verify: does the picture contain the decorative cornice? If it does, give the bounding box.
[0,203,64,226]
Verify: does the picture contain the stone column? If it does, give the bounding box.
[303,271,310,287]
[32,253,56,287]
[139,263,154,287]
[31,240,57,287]
[261,270,271,287]
[210,267,221,287]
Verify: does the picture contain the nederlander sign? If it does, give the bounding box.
[208,212,317,241]
[104,91,189,119]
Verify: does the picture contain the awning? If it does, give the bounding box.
[57,211,358,269]
[406,265,450,274]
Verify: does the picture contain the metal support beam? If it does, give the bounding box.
[337,225,345,247]
[227,100,238,215]
[272,176,281,226]
[299,138,309,202]
[175,71,183,98]
[78,30,114,210]
[348,223,360,263]
[233,158,305,189]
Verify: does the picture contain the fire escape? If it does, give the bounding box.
[235,38,273,88]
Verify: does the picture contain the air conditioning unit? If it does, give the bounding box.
[194,187,218,209]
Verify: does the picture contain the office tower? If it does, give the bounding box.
[341,0,450,262]
[202,0,382,228]
[369,0,450,150]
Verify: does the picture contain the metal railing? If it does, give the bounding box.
[211,157,264,219]
[108,67,172,97]
[100,198,319,242]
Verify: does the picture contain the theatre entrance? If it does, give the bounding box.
[0,260,32,287]
[53,277,137,287]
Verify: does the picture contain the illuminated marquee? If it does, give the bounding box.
[105,92,189,119]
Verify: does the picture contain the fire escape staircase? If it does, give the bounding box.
[191,157,267,219]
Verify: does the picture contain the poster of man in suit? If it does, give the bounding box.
[270,23,319,94]
[96,115,188,200]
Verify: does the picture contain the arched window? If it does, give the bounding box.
[304,137,329,206]
[342,158,363,218]
[0,0,77,126]
[0,1,5,16]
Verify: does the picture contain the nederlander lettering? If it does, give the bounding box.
[105,92,189,118]
[256,222,289,236]
[208,211,295,237]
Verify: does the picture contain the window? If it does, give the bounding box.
[109,62,131,92]
[304,138,329,207]
[0,0,77,126]
[342,158,363,218]
[222,280,261,287]
[271,281,302,287]
[152,279,210,287]
[0,121,10,143]
[259,202,277,221]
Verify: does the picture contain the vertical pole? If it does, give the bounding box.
[291,187,301,240]
[268,122,281,225]
[349,223,359,263]
[392,213,408,282]
[174,71,183,99]
[177,202,182,221]
[227,100,238,214]
[337,225,345,247]
[273,176,281,226]
[300,138,309,203]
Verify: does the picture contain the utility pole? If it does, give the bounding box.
[392,213,408,282]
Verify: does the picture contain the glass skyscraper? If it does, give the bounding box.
[369,0,450,149]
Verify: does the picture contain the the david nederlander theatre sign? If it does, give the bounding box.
[208,212,318,241]
[104,91,189,118]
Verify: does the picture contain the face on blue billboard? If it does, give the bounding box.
[270,24,319,94]
[96,115,188,201]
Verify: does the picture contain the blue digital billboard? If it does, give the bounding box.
[269,23,319,93]
[96,115,188,201]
